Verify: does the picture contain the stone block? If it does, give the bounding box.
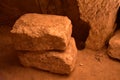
[18,38,78,74]
[11,13,72,51]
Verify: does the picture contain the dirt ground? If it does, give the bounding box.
[0,26,120,80]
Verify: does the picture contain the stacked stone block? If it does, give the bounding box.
[11,13,78,74]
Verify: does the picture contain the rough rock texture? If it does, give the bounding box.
[17,38,78,74]
[11,13,72,51]
[1,0,119,50]
[77,0,119,50]
[119,0,120,6]
[0,0,90,49]
[108,30,120,60]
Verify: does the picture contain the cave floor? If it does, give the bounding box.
[0,26,120,80]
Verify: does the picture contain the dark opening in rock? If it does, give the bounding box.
[61,0,90,50]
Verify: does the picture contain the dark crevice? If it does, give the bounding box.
[72,20,90,50]
[62,0,90,50]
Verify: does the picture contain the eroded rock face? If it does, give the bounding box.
[18,38,78,74]
[11,13,72,51]
[77,0,119,50]
[108,30,120,60]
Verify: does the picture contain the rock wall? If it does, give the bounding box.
[77,0,119,50]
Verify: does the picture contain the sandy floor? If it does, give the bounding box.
[0,26,120,80]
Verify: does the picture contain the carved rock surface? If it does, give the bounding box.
[18,38,78,74]
[77,0,119,50]
[11,13,72,51]
[108,30,120,60]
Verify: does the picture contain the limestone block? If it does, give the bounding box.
[18,38,78,74]
[108,30,120,60]
[11,13,72,51]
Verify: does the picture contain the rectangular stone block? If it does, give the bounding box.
[17,38,78,74]
[11,13,72,51]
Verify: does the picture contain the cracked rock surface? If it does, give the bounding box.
[18,38,78,74]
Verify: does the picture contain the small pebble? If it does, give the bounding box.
[79,63,83,66]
